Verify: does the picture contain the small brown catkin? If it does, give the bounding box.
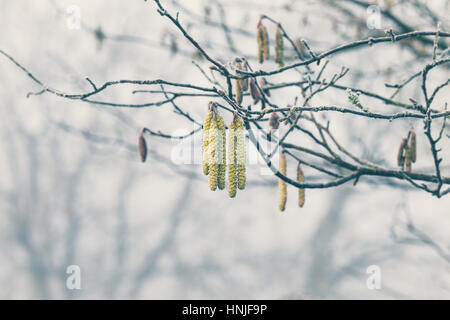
[235,116,246,190]
[409,129,416,163]
[275,26,284,67]
[404,145,412,173]
[208,115,219,191]
[138,130,147,163]
[297,164,305,208]
[278,152,287,212]
[235,78,243,105]
[397,138,407,168]
[228,118,237,198]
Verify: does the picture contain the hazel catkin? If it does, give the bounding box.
[202,110,214,175]
[297,164,305,208]
[138,129,147,163]
[275,26,284,67]
[257,22,265,63]
[208,115,219,191]
[235,116,246,190]
[262,23,269,61]
[240,58,249,92]
[249,78,262,104]
[278,152,287,212]
[397,138,407,168]
[228,118,237,198]
[216,113,226,190]
[409,129,416,163]
[404,145,412,173]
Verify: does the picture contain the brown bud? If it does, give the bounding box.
[278,152,287,212]
[404,145,412,173]
[269,112,280,130]
[408,129,416,163]
[138,130,147,163]
[297,164,305,208]
[249,78,262,104]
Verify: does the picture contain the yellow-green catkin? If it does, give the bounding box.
[228,119,237,198]
[235,116,246,190]
[208,116,219,191]
[235,77,243,105]
[216,114,226,190]
[409,129,416,163]
[202,110,213,175]
[404,145,412,173]
[297,164,305,208]
[275,26,284,67]
[257,22,264,63]
[262,23,269,61]
[279,152,287,212]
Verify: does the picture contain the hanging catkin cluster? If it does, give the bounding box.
[202,104,246,196]
[257,19,269,63]
[397,128,417,173]
[278,152,287,211]
[275,25,284,67]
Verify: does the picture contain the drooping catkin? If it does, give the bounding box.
[138,129,147,163]
[262,23,269,61]
[228,118,237,198]
[216,114,226,190]
[235,116,246,190]
[235,77,243,105]
[208,115,219,191]
[275,26,284,67]
[297,164,305,208]
[404,145,412,173]
[202,110,214,175]
[241,58,249,92]
[397,138,407,168]
[249,78,262,104]
[278,152,287,212]
[259,77,271,97]
[235,61,243,105]
[257,22,265,63]
[409,129,416,163]
[269,112,280,130]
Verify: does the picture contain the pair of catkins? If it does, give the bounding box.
[257,18,284,67]
[202,103,246,198]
